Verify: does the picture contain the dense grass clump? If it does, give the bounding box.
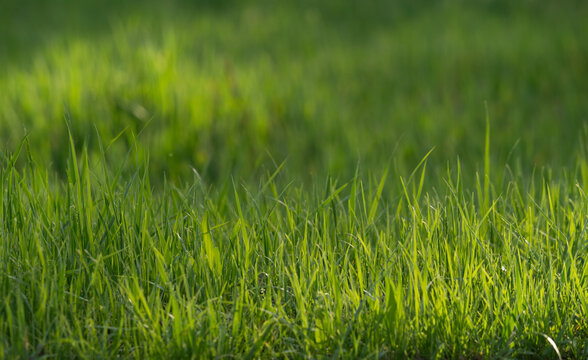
[1,134,588,358]
[1,0,588,358]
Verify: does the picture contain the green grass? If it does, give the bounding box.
[2,0,587,182]
[1,0,588,358]
[2,131,588,358]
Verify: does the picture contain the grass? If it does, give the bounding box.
[2,129,588,358]
[1,0,587,182]
[1,0,588,358]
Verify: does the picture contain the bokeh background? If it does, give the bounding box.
[1,0,587,184]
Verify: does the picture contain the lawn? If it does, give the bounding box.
[1,0,588,358]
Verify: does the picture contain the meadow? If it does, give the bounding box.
[1,0,588,358]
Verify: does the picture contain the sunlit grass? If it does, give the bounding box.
[1,0,588,358]
[1,130,588,358]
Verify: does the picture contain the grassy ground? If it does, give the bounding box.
[1,0,588,358]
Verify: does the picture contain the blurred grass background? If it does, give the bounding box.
[1,0,587,184]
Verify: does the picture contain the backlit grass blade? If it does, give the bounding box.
[201,213,221,279]
[367,166,388,224]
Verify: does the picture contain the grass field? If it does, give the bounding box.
[1,0,588,358]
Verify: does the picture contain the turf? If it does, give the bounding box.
[1,0,588,358]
